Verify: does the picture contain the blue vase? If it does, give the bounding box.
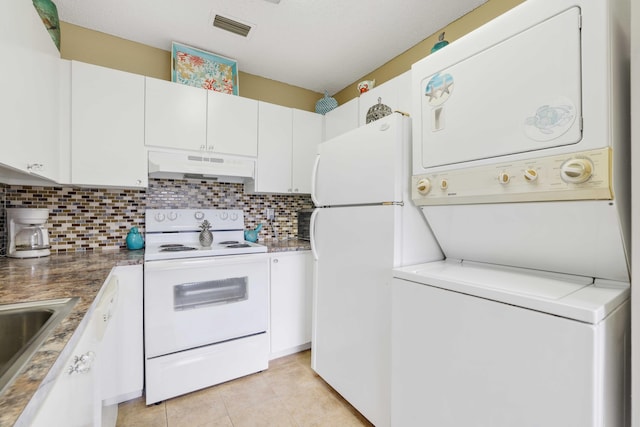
[126,227,144,250]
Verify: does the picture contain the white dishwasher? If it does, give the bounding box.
[391,260,630,427]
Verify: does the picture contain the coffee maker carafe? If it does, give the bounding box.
[7,208,51,258]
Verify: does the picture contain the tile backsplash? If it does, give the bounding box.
[1,179,313,255]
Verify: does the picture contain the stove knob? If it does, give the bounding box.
[220,212,229,220]
[167,212,178,221]
[154,213,166,222]
[230,212,239,221]
[194,211,205,220]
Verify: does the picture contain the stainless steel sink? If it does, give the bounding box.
[0,298,78,393]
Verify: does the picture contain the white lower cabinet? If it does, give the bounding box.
[100,265,144,423]
[269,251,313,358]
[30,313,100,427]
[29,265,143,427]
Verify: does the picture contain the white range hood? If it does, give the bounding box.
[148,150,255,183]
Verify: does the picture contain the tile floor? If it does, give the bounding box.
[116,350,373,427]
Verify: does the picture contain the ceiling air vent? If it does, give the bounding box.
[213,14,252,37]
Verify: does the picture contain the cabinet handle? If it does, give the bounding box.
[294,188,299,192]
[68,351,95,375]
[287,189,292,193]
[26,163,44,172]
[136,179,142,185]
[200,145,206,150]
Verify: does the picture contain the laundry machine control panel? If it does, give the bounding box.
[412,148,612,206]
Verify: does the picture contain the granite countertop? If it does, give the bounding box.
[0,250,143,427]
[263,238,311,253]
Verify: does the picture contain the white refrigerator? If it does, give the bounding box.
[310,113,443,426]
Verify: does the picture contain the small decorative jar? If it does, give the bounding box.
[199,220,213,247]
[126,227,144,250]
[315,91,338,115]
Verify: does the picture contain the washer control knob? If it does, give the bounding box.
[524,168,538,182]
[167,212,178,221]
[194,211,205,220]
[560,158,593,184]
[498,171,510,184]
[416,178,431,195]
[154,213,166,222]
[439,179,448,190]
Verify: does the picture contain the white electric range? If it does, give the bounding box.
[143,208,269,404]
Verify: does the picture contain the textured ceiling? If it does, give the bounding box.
[53,0,488,94]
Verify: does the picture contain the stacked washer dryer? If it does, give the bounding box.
[391,0,631,426]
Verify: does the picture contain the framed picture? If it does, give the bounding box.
[171,42,239,95]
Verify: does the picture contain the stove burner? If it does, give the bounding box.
[218,241,240,244]
[160,246,197,252]
[160,244,187,248]
[226,244,251,248]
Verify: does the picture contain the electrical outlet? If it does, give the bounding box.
[265,208,275,220]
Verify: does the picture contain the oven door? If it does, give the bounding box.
[144,254,269,358]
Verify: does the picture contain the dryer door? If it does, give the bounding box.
[418,7,582,168]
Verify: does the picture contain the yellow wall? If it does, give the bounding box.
[59,22,323,111]
[333,0,524,105]
[59,0,523,112]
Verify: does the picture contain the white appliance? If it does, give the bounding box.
[6,208,51,258]
[392,0,631,425]
[310,113,443,427]
[143,209,269,404]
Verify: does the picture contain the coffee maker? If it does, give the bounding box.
[7,208,51,258]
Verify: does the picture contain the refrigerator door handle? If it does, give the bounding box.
[310,208,320,260]
[311,155,320,206]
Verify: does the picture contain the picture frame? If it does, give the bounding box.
[171,42,239,96]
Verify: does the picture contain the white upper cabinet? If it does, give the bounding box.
[250,102,322,194]
[324,97,359,141]
[71,61,147,188]
[144,77,207,151]
[358,71,411,126]
[292,109,323,194]
[253,101,293,193]
[207,91,258,157]
[0,0,60,182]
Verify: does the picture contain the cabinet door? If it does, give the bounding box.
[101,265,144,404]
[71,61,147,188]
[270,252,313,358]
[292,109,322,194]
[0,0,60,181]
[207,91,258,157]
[255,102,292,193]
[145,77,207,151]
[31,314,100,427]
[324,97,359,141]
